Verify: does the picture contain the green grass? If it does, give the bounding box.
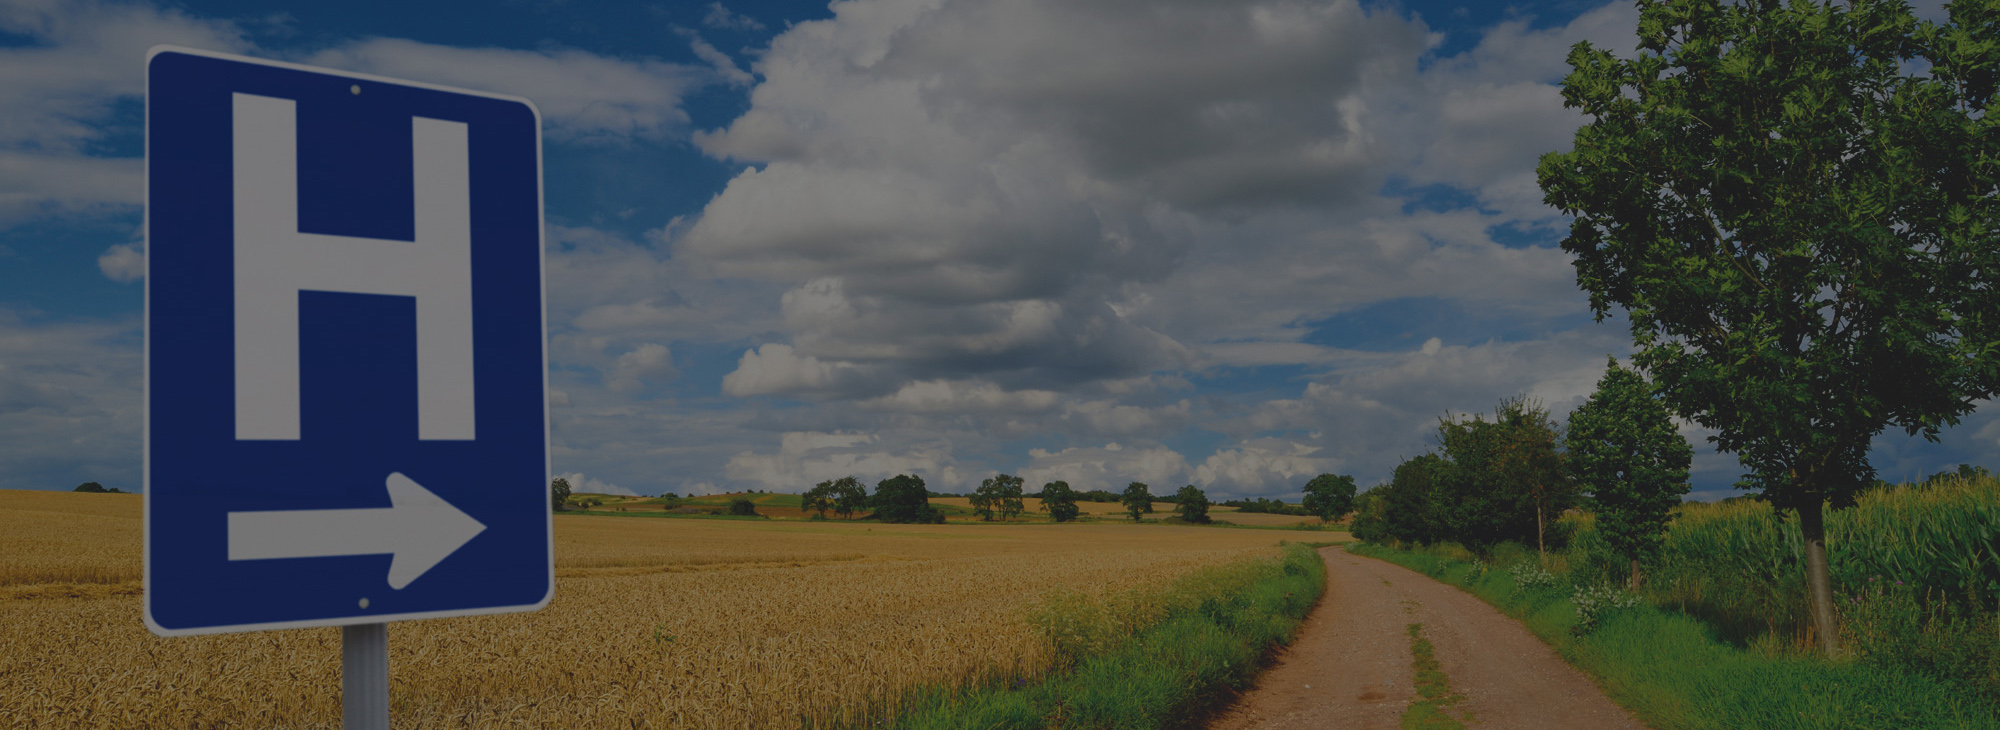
[1534,476,1999,701]
[1350,542,2000,730]
[869,543,1327,730]
[1401,623,1468,730]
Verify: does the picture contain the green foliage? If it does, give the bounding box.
[1433,396,1574,552]
[972,473,1026,521]
[802,479,838,519]
[727,497,758,516]
[1842,575,2000,702]
[1349,488,1391,543]
[1351,540,2000,730]
[1221,497,1308,515]
[548,477,571,511]
[1359,398,1576,551]
[1569,584,1642,636]
[1654,475,2000,643]
[1039,480,1081,523]
[830,476,869,519]
[1538,0,2000,652]
[891,545,1324,730]
[1301,473,1357,523]
[1566,358,1693,583]
[71,482,123,494]
[1173,484,1211,524]
[1120,481,1154,522]
[1382,454,1451,545]
[873,474,944,524]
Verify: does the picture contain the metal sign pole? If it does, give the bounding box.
[342,623,389,730]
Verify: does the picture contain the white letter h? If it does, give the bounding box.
[232,92,475,441]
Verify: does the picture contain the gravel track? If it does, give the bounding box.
[1209,546,1649,730]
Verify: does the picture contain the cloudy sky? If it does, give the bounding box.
[2,0,1992,500]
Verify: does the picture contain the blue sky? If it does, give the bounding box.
[1,0,1992,501]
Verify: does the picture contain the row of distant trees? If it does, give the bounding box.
[784,472,1360,526]
[548,467,1362,528]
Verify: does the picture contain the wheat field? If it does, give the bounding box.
[0,490,1326,728]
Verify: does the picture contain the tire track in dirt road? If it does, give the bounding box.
[1210,546,1648,730]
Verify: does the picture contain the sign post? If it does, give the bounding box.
[144,46,552,725]
[343,623,389,729]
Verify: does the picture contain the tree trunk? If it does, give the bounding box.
[1535,504,1546,562]
[1799,498,1842,656]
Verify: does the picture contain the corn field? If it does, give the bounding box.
[1652,474,2000,637]
[0,490,1301,728]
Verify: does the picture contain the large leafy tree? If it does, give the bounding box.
[1567,358,1695,588]
[1301,473,1358,523]
[1120,481,1154,522]
[829,476,869,519]
[1435,397,1575,555]
[1537,0,2000,654]
[803,479,837,519]
[873,474,942,524]
[973,473,1026,521]
[1039,480,1081,522]
[1173,484,1212,524]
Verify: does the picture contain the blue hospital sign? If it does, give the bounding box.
[144,47,553,635]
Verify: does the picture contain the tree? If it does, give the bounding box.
[822,476,866,519]
[1536,0,2000,654]
[728,497,759,516]
[1173,484,1211,524]
[1434,397,1575,554]
[972,473,1026,521]
[1381,454,1450,545]
[1567,358,1695,589]
[1300,473,1358,523]
[73,482,106,493]
[1349,487,1391,542]
[1039,480,1081,522]
[802,480,837,519]
[873,474,943,524]
[1119,481,1154,521]
[549,477,571,512]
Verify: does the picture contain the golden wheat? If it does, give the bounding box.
[1,490,140,591]
[0,490,1327,729]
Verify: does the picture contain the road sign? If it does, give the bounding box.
[144,47,552,636]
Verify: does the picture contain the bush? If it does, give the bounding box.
[728,498,758,516]
[1570,583,1641,635]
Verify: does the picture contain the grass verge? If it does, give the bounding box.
[1401,623,1469,730]
[1349,543,2000,730]
[871,543,1326,730]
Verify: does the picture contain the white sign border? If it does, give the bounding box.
[142,45,555,637]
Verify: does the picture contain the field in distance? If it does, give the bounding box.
[0,489,1339,729]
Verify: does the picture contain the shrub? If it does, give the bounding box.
[1509,562,1559,590]
[1570,584,1641,635]
[728,498,757,516]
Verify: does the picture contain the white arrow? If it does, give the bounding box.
[228,472,487,589]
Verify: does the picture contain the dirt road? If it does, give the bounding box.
[1210,547,1647,730]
